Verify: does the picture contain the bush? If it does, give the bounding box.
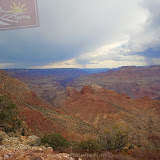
[79,139,99,152]
[41,133,69,151]
[0,95,23,133]
[0,95,16,122]
[98,126,128,151]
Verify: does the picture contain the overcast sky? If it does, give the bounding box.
[0,0,160,68]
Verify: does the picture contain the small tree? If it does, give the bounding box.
[79,139,99,152]
[0,95,16,122]
[0,95,22,133]
[41,133,69,151]
[98,126,128,151]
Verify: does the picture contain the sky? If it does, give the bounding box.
[0,0,160,69]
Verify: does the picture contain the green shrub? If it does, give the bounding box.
[98,126,128,151]
[0,95,22,133]
[0,95,16,121]
[69,141,80,152]
[41,133,69,151]
[79,139,99,152]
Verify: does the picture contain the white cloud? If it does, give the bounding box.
[38,0,146,47]
[126,0,160,53]
[152,58,160,65]
[30,58,83,69]
[31,40,147,68]
[75,41,147,68]
[0,63,15,69]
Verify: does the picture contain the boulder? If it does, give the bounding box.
[0,131,9,140]
[26,135,41,146]
[91,83,102,90]
[2,137,20,146]
[44,147,53,154]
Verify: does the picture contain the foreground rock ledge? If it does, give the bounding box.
[0,132,75,160]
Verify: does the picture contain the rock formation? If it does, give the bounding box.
[68,65,160,100]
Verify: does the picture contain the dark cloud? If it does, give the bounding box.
[127,0,160,64]
[133,47,160,59]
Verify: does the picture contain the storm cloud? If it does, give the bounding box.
[126,0,160,61]
[0,0,159,68]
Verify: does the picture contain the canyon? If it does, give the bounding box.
[0,68,160,149]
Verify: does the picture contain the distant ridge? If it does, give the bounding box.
[68,65,160,100]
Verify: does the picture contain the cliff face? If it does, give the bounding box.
[0,70,45,106]
[5,69,65,106]
[68,65,160,100]
[5,69,90,106]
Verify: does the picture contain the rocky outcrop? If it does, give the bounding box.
[0,132,74,160]
[26,135,41,146]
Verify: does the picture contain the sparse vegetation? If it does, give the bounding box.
[0,69,160,159]
[147,134,160,149]
[41,133,69,151]
[133,150,160,160]
[0,95,16,121]
[0,95,22,133]
[0,95,30,136]
[79,139,99,152]
[98,126,129,151]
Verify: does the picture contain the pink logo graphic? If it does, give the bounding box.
[0,0,39,31]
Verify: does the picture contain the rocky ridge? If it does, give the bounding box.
[68,65,160,100]
[55,84,160,148]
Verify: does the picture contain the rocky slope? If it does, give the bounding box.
[1,70,160,148]
[5,69,65,105]
[68,65,160,100]
[0,131,74,160]
[5,69,109,106]
[0,70,98,140]
[55,84,160,147]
